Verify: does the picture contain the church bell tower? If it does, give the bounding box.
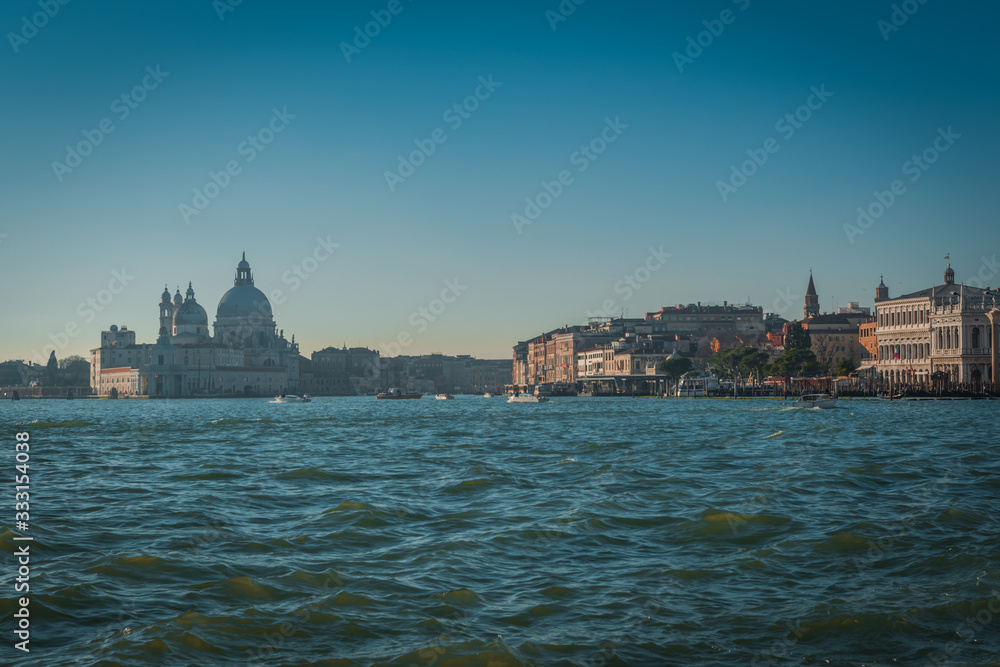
[804,272,819,318]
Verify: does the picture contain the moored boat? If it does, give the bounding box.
[435,393,454,400]
[483,392,493,398]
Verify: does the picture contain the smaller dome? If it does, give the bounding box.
[173,288,183,305]
[161,285,171,302]
[174,301,208,326]
[110,325,119,332]
[945,264,955,276]
[174,285,208,327]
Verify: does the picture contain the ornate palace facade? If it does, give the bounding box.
[874,264,1000,385]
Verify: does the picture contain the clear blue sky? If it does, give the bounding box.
[1,0,997,364]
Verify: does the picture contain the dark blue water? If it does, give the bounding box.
[2,397,999,666]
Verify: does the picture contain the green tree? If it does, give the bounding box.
[836,358,857,377]
[766,347,824,377]
[740,350,770,382]
[59,356,91,386]
[659,356,693,381]
[784,322,811,351]
[711,346,756,378]
[46,351,58,385]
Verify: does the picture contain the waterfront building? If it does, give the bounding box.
[874,263,1000,385]
[837,302,871,316]
[90,255,301,397]
[513,306,760,388]
[471,359,512,393]
[790,273,865,373]
[576,336,673,379]
[300,345,381,395]
[516,325,613,387]
[800,314,865,372]
[859,317,878,368]
[644,302,765,339]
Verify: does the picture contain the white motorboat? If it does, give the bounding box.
[675,374,720,397]
[793,393,837,409]
[508,394,548,403]
[435,393,454,400]
[483,392,493,398]
[376,388,422,399]
[271,394,311,403]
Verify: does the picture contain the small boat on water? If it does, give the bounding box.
[793,393,837,409]
[508,394,548,403]
[435,393,454,400]
[483,392,493,398]
[376,388,422,400]
[271,394,311,403]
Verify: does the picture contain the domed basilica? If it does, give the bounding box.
[90,255,301,397]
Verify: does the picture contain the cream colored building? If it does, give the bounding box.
[875,264,999,385]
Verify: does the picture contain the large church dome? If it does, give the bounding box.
[217,286,272,318]
[216,253,273,319]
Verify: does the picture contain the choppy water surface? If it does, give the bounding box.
[2,397,999,666]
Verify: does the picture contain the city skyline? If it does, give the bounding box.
[2,1,998,363]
